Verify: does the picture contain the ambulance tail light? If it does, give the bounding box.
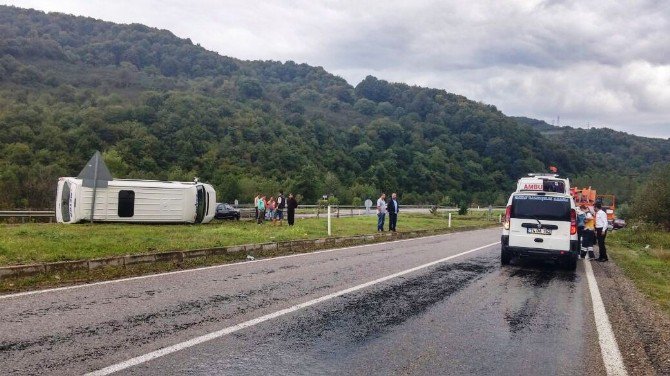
[504,205,511,230]
[570,209,577,235]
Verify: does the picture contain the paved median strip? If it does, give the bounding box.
[85,242,498,375]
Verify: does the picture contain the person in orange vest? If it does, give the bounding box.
[581,205,596,260]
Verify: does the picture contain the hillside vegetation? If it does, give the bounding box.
[1,5,669,209]
[514,117,670,204]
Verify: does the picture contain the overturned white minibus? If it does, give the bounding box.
[55,177,217,224]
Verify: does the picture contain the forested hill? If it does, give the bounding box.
[513,117,670,168]
[1,6,668,209]
[513,117,670,203]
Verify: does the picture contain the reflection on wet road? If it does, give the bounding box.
[0,228,604,375]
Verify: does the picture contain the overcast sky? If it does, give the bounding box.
[3,0,670,138]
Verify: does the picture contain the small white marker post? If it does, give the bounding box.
[499,214,502,223]
[448,212,452,228]
[327,205,332,236]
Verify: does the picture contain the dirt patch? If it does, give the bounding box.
[592,259,670,375]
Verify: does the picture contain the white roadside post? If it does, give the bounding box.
[327,205,332,236]
[89,152,99,223]
[499,214,502,223]
[448,212,452,228]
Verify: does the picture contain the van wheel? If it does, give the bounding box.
[501,248,511,265]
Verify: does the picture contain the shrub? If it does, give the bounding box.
[616,203,630,220]
[458,202,469,215]
[630,164,670,230]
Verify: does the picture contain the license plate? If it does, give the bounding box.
[527,227,551,235]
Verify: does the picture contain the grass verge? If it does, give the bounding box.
[608,226,670,315]
[0,212,500,266]
[0,212,500,293]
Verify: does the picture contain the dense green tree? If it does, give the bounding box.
[237,77,263,99]
[630,164,670,229]
[355,75,393,102]
[354,98,377,116]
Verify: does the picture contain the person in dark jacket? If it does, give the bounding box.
[387,192,400,232]
[287,193,298,226]
[275,190,286,226]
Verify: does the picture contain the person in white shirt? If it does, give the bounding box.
[253,194,260,221]
[376,193,387,232]
[594,202,609,261]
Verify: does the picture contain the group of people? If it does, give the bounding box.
[376,192,400,232]
[254,191,298,226]
[576,202,609,261]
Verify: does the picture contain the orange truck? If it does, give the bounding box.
[570,186,616,222]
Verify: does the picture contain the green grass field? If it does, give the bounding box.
[0,212,501,266]
[609,226,670,315]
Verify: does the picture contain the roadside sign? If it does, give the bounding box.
[78,151,113,188]
[77,151,113,222]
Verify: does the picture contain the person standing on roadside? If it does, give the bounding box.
[388,192,399,232]
[576,204,586,248]
[376,193,387,232]
[287,193,298,226]
[276,190,285,226]
[581,205,596,260]
[267,196,276,225]
[253,193,260,221]
[257,195,266,224]
[595,202,609,261]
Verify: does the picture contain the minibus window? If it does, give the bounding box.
[118,190,135,217]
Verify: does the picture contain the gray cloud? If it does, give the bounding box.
[3,0,669,138]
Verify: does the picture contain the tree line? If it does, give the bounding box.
[0,5,669,210]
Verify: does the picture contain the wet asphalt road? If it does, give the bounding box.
[0,228,605,375]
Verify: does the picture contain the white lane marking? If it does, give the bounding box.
[86,242,498,375]
[584,260,628,376]
[0,229,498,300]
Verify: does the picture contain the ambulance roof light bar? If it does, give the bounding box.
[527,173,560,178]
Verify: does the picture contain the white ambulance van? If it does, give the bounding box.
[501,174,579,269]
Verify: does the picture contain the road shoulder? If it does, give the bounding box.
[592,259,670,375]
